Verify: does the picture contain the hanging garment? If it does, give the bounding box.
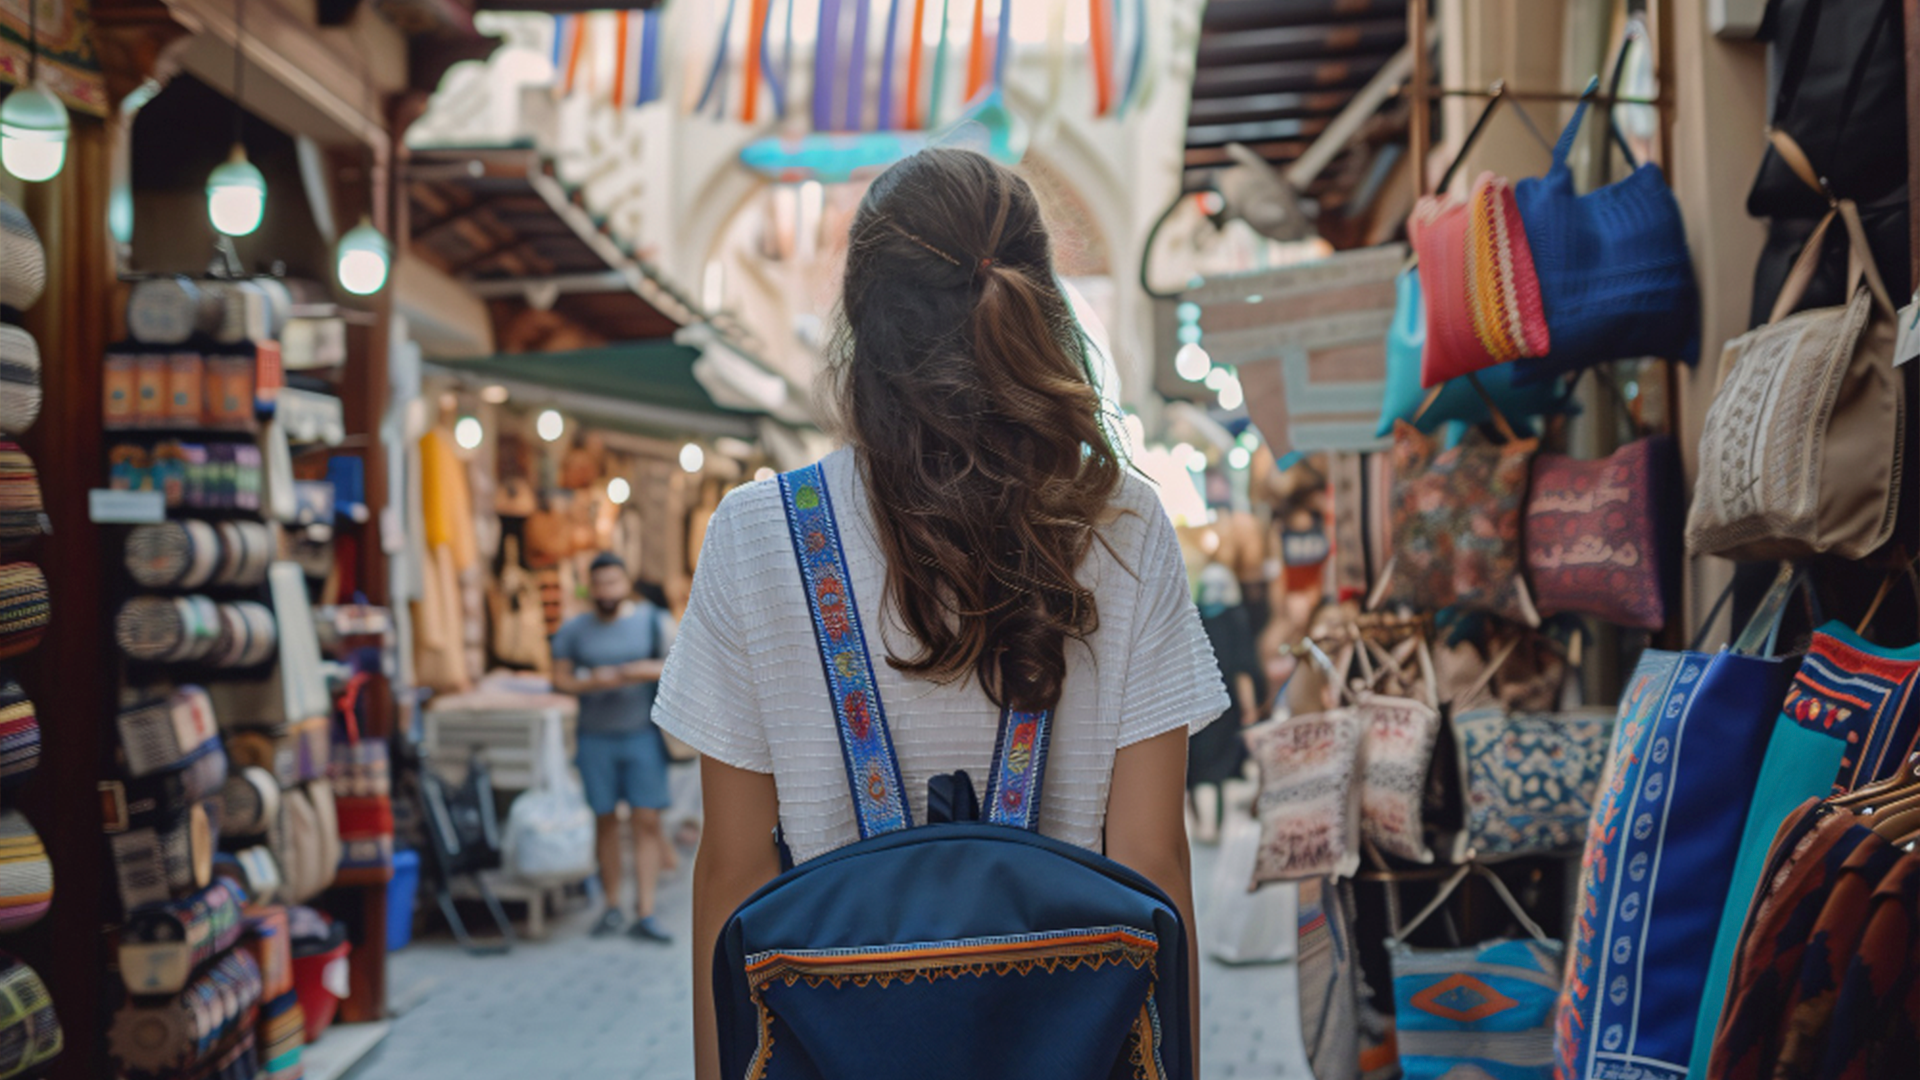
[1706,802,1879,1080]
[420,428,478,573]
[1814,851,1920,1080]
[1689,623,1920,1078]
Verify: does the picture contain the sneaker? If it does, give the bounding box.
[627,915,673,944]
[589,909,625,938]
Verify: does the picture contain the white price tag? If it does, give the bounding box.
[88,488,166,524]
[1896,297,1920,368]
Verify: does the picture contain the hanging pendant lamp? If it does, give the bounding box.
[1,0,71,182]
[207,0,266,236]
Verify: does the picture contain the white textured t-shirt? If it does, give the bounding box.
[653,447,1229,864]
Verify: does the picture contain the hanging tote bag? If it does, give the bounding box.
[1552,570,1806,1080]
[1685,132,1904,562]
[1511,77,1699,384]
[1378,411,1540,626]
[1410,175,1551,389]
[1377,267,1572,439]
[1353,635,1448,863]
[1247,643,1367,883]
[1388,864,1565,1080]
[1525,433,1681,631]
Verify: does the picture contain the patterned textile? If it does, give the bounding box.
[1785,625,1920,792]
[1331,452,1371,601]
[1392,937,1564,1080]
[1189,243,1404,456]
[257,991,306,1080]
[1377,267,1572,439]
[1817,853,1920,1080]
[0,810,50,932]
[0,563,46,659]
[0,953,61,1077]
[1250,710,1367,883]
[0,0,111,116]
[0,195,46,312]
[778,463,911,838]
[0,680,35,790]
[1525,437,1678,631]
[0,443,45,541]
[1688,623,1920,1078]
[1299,878,1361,1080]
[0,325,38,436]
[1466,174,1553,364]
[1410,176,1550,390]
[1452,705,1614,859]
[106,949,262,1077]
[1706,803,1876,1080]
[1383,421,1538,624]
[1357,692,1444,863]
[1554,648,1797,1080]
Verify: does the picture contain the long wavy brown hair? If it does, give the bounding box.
[825,148,1123,714]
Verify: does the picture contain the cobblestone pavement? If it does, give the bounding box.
[347,842,1307,1080]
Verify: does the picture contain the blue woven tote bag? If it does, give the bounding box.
[712,463,1192,1080]
[1512,78,1699,385]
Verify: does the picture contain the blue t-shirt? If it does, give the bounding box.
[550,604,664,735]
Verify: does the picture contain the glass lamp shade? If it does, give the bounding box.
[336,218,391,295]
[0,84,70,182]
[206,146,267,237]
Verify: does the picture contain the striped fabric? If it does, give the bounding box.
[0,811,52,932]
[0,325,39,436]
[1465,173,1551,363]
[0,443,46,542]
[0,680,38,790]
[0,953,62,1076]
[0,563,48,660]
[0,195,46,313]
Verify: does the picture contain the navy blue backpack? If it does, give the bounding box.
[711,463,1193,1080]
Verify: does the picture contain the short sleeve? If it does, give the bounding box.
[1116,506,1232,747]
[548,619,578,668]
[652,496,774,772]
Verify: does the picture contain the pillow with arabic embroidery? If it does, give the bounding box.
[1246,709,1366,885]
[1524,436,1677,631]
[1382,421,1539,625]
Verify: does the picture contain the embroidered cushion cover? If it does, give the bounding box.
[711,464,1193,1080]
[1383,421,1539,625]
[1552,648,1797,1080]
[1526,437,1678,631]
[1451,705,1615,860]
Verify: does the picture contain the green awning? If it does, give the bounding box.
[430,341,760,440]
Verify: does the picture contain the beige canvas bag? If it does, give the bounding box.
[1686,132,1904,561]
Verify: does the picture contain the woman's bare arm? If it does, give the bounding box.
[691,756,783,1080]
[1104,726,1199,1077]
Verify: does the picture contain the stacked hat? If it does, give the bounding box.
[0,325,37,436]
[0,681,37,790]
[0,811,51,932]
[0,197,45,314]
[0,564,47,660]
[0,445,47,542]
[0,953,62,1077]
[0,196,45,442]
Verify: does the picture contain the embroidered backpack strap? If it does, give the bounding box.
[983,707,1052,831]
[778,463,912,838]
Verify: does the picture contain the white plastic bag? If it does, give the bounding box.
[503,713,596,882]
[1204,810,1299,965]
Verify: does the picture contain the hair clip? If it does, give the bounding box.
[895,228,963,267]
